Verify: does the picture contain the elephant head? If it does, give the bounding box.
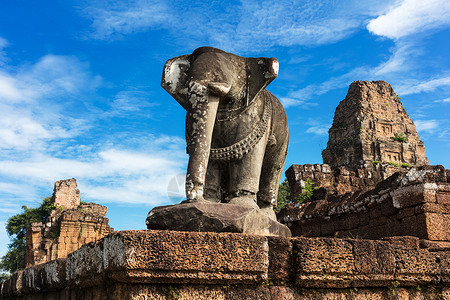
[161,47,279,202]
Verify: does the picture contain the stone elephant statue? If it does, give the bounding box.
[162,46,288,211]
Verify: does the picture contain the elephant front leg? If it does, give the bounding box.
[185,83,220,202]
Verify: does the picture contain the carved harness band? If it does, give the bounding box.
[186,92,272,161]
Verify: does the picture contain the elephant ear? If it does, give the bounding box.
[161,54,191,110]
[246,57,279,105]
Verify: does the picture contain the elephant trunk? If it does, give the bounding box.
[185,81,229,201]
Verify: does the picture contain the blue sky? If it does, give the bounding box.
[0,0,449,257]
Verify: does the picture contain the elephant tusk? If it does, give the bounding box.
[208,82,231,97]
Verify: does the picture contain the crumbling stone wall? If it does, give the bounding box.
[2,230,449,299]
[285,163,375,202]
[25,179,113,267]
[322,80,429,171]
[280,165,450,245]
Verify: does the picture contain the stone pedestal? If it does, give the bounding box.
[146,201,291,237]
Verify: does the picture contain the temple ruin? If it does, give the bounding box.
[2,80,449,299]
[322,80,429,171]
[25,179,113,267]
[282,80,449,250]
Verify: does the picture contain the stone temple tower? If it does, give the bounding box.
[322,80,429,170]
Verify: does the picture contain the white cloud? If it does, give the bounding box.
[414,120,439,132]
[279,97,303,108]
[279,97,318,109]
[435,97,450,103]
[83,0,173,39]
[288,67,368,101]
[0,140,186,205]
[209,0,394,52]
[367,0,450,39]
[0,45,187,208]
[18,54,102,100]
[0,73,22,100]
[0,111,54,150]
[396,76,450,95]
[0,53,103,153]
[81,0,394,51]
[286,0,450,103]
[0,182,38,202]
[305,119,331,136]
[306,125,329,136]
[374,41,419,75]
[103,90,159,118]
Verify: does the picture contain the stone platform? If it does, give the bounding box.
[146,201,291,237]
[1,230,449,299]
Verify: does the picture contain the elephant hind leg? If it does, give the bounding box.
[257,131,289,211]
[204,160,223,203]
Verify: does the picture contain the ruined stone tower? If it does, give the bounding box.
[322,80,429,170]
[26,179,113,267]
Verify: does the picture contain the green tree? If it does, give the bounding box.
[0,197,54,277]
[275,178,291,212]
[296,179,318,203]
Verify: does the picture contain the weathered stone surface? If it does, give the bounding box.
[3,283,449,300]
[267,236,293,284]
[146,201,291,237]
[420,239,450,252]
[280,166,450,242]
[25,179,113,268]
[162,47,288,210]
[2,231,450,299]
[51,178,80,210]
[63,230,270,286]
[322,80,429,172]
[286,163,376,201]
[351,239,396,286]
[294,237,356,288]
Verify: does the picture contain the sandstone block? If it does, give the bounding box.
[351,239,395,286]
[437,190,450,205]
[393,247,441,285]
[267,236,293,284]
[321,164,331,173]
[293,237,355,288]
[146,201,291,237]
[103,230,270,285]
[423,212,450,241]
[303,164,314,172]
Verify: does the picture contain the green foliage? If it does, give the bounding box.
[275,177,318,211]
[168,285,179,299]
[390,280,400,297]
[275,178,291,212]
[0,197,54,275]
[49,227,60,239]
[401,162,411,168]
[296,179,318,204]
[392,133,407,142]
[396,94,402,101]
[372,160,380,165]
[0,271,10,282]
[388,161,401,167]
